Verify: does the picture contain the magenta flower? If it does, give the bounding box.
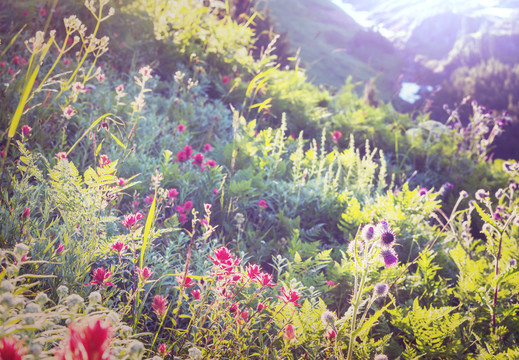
[208,247,241,274]
[246,264,262,281]
[21,125,32,137]
[144,195,154,205]
[121,213,139,228]
[39,8,47,16]
[192,153,205,168]
[152,295,168,319]
[324,328,336,341]
[258,272,277,287]
[418,187,428,196]
[98,154,111,168]
[283,324,296,342]
[87,267,115,287]
[206,159,216,168]
[174,150,188,162]
[326,280,334,287]
[258,199,268,209]
[56,152,67,160]
[183,200,193,212]
[332,130,342,142]
[203,143,212,152]
[279,287,301,307]
[381,248,398,268]
[221,76,230,85]
[177,124,186,133]
[110,241,128,256]
[167,188,179,200]
[176,276,195,288]
[55,319,113,360]
[136,266,153,282]
[21,207,30,219]
[257,302,266,311]
[0,337,26,360]
[56,243,65,254]
[158,343,170,357]
[184,145,193,157]
[191,289,201,300]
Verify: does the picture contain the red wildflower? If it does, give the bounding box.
[39,8,47,16]
[167,188,179,200]
[174,150,188,162]
[258,272,277,287]
[283,324,296,342]
[257,302,266,311]
[229,302,239,313]
[12,56,20,65]
[184,145,193,157]
[144,195,154,205]
[135,212,143,221]
[332,130,342,143]
[152,295,168,319]
[240,310,249,323]
[177,124,186,133]
[279,287,301,307]
[87,267,115,287]
[191,289,201,300]
[136,266,153,282]
[57,243,65,254]
[0,337,26,360]
[56,319,112,360]
[98,154,110,168]
[63,58,70,65]
[326,280,335,287]
[203,143,212,152]
[208,247,241,274]
[0,62,4,68]
[56,152,67,160]
[21,125,31,137]
[121,213,139,228]
[246,264,262,281]
[21,207,30,219]
[258,199,268,209]
[158,343,170,357]
[183,200,193,212]
[117,178,126,186]
[206,159,216,168]
[324,328,336,340]
[110,241,128,256]
[192,153,205,168]
[175,205,185,214]
[176,276,195,288]
[221,76,230,85]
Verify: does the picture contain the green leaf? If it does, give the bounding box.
[140,190,157,269]
[110,132,126,149]
[473,201,498,229]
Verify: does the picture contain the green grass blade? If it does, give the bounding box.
[140,190,157,269]
[66,113,112,156]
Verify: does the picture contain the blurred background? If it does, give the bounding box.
[264,0,519,158]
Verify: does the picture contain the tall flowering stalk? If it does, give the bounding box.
[345,222,398,360]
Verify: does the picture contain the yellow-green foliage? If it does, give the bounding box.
[139,0,256,71]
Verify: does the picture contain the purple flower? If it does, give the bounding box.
[381,249,398,268]
[361,224,375,241]
[418,187,428,196]
[374,283,389,297]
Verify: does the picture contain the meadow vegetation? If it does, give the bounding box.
[0,0,518,359]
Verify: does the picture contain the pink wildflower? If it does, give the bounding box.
[221,76,230,85]
[206,159,216,168]
[326,280,335,287]
[117,178,126,186]
[192,153,205,168]
[184,145,193,157]
[136,266,153,282]
[324,328,336,340]
[332,130,342,143]
[158,343,170,357]
[0,337,26,360]
[177,124,186,132]
[56,243,65,254]
[12,56,20,65]
[240,310,249,323]
[56,152,67,160]
[39,8,47,16]
[0,62,4,68]
[183,200,193,212]
[21,207,30,219]
[98,154,111,168]
[176,276,195,288]
[257,302,266,311]
[174,150,188,162]
[167,188,179,200]
[62,105,76,119]
[279,287,301,307]
[258,199,268,209]
[178,213,188,223]
[208,247,241,274]
[63,58,70,65]
[21,125,31,137]
[87,267,115,287]
[203,143,212,152]
[258,272,277,287]
[191,289,201,300]
[56,319,113,360]
[96,72,106,83]
[229,302,239,313]
[110,241,128,256]
[144,195,154,205]
[283,324,296,342]
[152,295,168,319]
[246,264,262,281]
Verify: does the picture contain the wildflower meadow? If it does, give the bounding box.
[0,0,518,359]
